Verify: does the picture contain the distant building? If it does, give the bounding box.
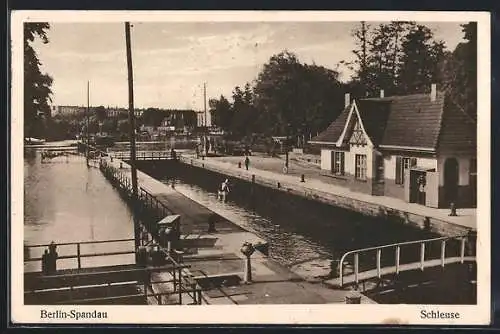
[51,105,86,117]
[196,110,212,127]
[105,107,142,118]
[309,84,477,208]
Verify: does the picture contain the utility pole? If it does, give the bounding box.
[203,82,207,128]
[125,22,140,257]
[86,81,90,167]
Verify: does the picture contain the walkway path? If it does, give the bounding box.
[104,157,376,305]
[181,154,476,232]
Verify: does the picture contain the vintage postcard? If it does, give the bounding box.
[11,10,491,325]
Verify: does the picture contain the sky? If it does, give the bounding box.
[32,21,467,110]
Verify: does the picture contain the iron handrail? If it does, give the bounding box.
[338,233,475,287]
[25,238,135,249]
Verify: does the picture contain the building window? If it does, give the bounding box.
[355,154,367,180]
[333,151,345,175]
[395,156,417,184]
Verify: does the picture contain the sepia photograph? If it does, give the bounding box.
[11,10,491,325]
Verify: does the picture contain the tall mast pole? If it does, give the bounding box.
[86,81,90,167]
[125,22,140,256]
[203,82,207,128]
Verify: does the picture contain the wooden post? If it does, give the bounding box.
[178,268,183,304]
[354,253,359,285]
[376,248,381,278]
[460,237,466,263]
[125,22,140,262]
[197,286,202,305]
[420,242,425,271]
[77,243,81,269]
[172,267,177,292]
[395,246,400,274]
[441,240,446,267]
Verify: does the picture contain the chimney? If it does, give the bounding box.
[344,93,351,108]
[430,83,437,102]
[380,89,385,98]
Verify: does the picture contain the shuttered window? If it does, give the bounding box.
[333,151,345,175]
[396,156,417,184]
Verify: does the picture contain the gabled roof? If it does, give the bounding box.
[310,91,475,153]
[377,93,445,150]
[308,105,351,145]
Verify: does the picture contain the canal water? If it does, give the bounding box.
[139,161,475,304]
[23,148,136,272]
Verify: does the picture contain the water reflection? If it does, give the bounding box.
[24,150,135,271]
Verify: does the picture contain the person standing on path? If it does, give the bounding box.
[244,156,250,170]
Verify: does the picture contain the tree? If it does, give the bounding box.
[440,22,477,122]
[141,108,165,127]
[398,25,446,94]
[253,51,344,138]
[101,118,117,133]
[231,85,256,137]
[346,21,448,96]
[209,95,233,130]
[24,23,53,138]
[94,105,107,121]
[118,119,130,134]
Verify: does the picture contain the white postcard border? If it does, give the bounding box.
[10,10,492,325]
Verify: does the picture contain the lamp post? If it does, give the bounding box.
[240,242,255,283]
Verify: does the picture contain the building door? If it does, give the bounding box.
[425,171,439,208]
[444,158,459,205]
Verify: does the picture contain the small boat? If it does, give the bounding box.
[25,137,46,145]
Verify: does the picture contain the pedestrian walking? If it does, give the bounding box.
[245,156,250,170]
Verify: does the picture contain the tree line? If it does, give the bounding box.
[24,21,477,141]
[209,21,477,141]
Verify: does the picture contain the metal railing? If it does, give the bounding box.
[111,150,173,161]
[24,238,136,270]
[338,233,476,287]
[24,237,204,305]
[96,159,204,304]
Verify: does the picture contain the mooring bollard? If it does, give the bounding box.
[277,182,281,188]
[330,260,341,278]
[208,215,217,233]
[300,174,305,182]
[423,217,431,230]
[449,202,458,216]
[252,175,255,183]
[345,292,362,304]
[120,162,123,169]
[137,246,148,267]
[240,242,255,283]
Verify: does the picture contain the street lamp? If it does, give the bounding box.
[240,242,255,283]
[285,123,291,170]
